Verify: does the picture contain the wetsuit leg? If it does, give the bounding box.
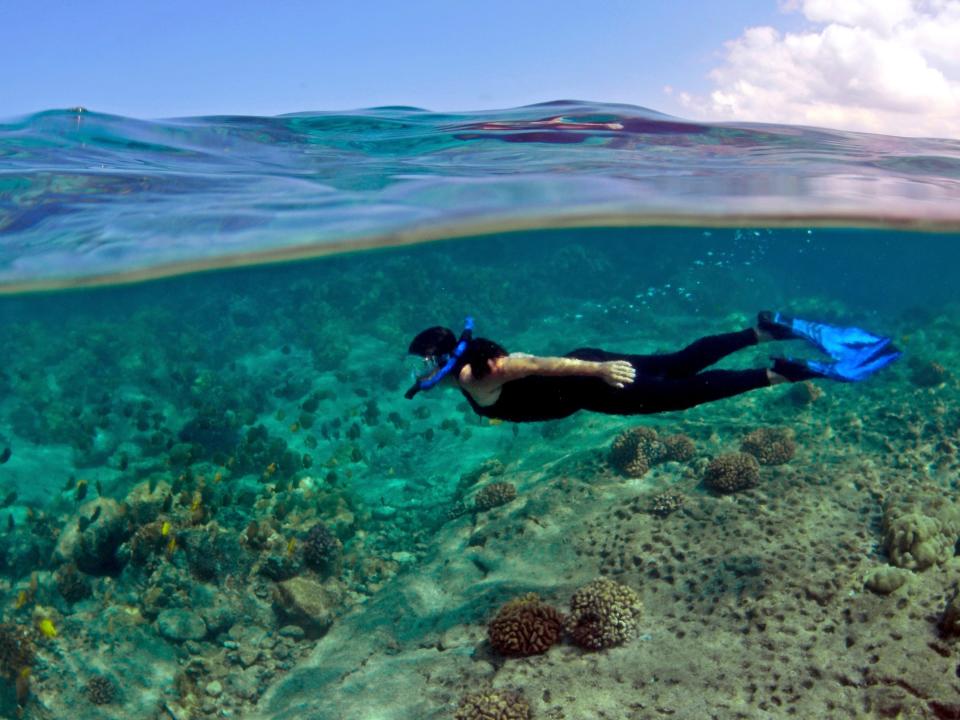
[634,328,759,378]
[568,328,758,379]
[580,368,771,415]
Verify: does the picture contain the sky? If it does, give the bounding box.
[1,0,958,138]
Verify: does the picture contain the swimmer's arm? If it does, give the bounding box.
[489,355,636,387]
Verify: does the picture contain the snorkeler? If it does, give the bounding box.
[404,312,901,423]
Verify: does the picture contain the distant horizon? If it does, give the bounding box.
[3,1,958,138]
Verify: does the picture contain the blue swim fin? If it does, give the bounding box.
[760,311,894,361]
[762,310,902,382]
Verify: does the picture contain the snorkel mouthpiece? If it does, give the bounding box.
[404,317,474,399]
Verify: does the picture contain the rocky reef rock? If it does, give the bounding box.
[273,576,343,638]
[882,491,960,571]
[864,566,913,595]
[157,608,208,642]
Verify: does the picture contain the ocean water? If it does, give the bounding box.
[0,102,959,719]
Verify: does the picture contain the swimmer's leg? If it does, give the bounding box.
[591,368,772,415]
[636,328,759,378]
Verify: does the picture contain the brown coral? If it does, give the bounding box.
[454,689,531,720]
[740,427,796,465]
[488,593,565,657]
[704,453,760,493]
[475,482,517,511]
[662,433,696,462]
[610,426,663,477]
[565,577,643,650]
[650,490,685,517]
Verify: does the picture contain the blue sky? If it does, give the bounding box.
[1,0,794,119]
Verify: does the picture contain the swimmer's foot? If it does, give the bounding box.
[771,357,825,383]
[757,311,800,341]
[771,342,902,383]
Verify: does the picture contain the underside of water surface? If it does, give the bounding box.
[2,102,960,719]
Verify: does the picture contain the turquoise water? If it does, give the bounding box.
[1,103,960,719]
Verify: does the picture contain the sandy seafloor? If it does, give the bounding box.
[0,227,959,719]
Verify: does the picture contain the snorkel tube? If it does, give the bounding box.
[405,317,474,399]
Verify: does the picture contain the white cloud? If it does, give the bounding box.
[679,0,960,138]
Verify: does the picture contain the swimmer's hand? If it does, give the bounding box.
[598,360,635,388]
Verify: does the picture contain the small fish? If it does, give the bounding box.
[161,494,173,512]
[161,520,171,537]
[0,447,11,464]
[14,590,28,610]
[75,479,88,502]
[64,475,76,491]
[166,537,177,555]
[190,493,202,512]
[37,618,57,638]
[213,471,223,483]
[286,538,297,556]
[1,490,17,508]
[95,480,103,496]
[89,505,101,524]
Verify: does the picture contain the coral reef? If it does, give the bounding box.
[54,563,92,603]
[864,566,913,595]
[882,491,960,570]
[703,452,760,493]
[454,689,531,720]
[302,522,342,575]
[487,593,565,657]
[474,482,517,511]
[0,623,33,679]
[609,427,696,477]
[740,427,796,465]
[564,577,643,650]
[86,675,118,705]
[650,490,685,517]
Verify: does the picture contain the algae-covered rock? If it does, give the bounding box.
[882,491,960,571]
[864,566,913,595]
[157,608,207,642]
[273,576,343,638]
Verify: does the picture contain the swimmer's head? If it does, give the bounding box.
[408,326,458,360]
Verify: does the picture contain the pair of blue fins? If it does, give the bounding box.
[759,311,902,383]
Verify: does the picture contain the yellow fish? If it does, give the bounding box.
[286,538,297,556]
[14,590,28,610]
[160,521,171,537]
[37,618,57,638]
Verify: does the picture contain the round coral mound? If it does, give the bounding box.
[86,675,118,705]
[302,522,341,572]
[610,426,664,477]
[488,593,565,657]
[475,482,517,511]
[455,689,531,720]
[740,427,796,465]
[704,453,760,493]
[662,433,696,462]
[565,577,643,650]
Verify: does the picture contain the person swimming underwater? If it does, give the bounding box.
[404,313,901,423]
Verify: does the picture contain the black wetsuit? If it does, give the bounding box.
[461,328,770,422]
